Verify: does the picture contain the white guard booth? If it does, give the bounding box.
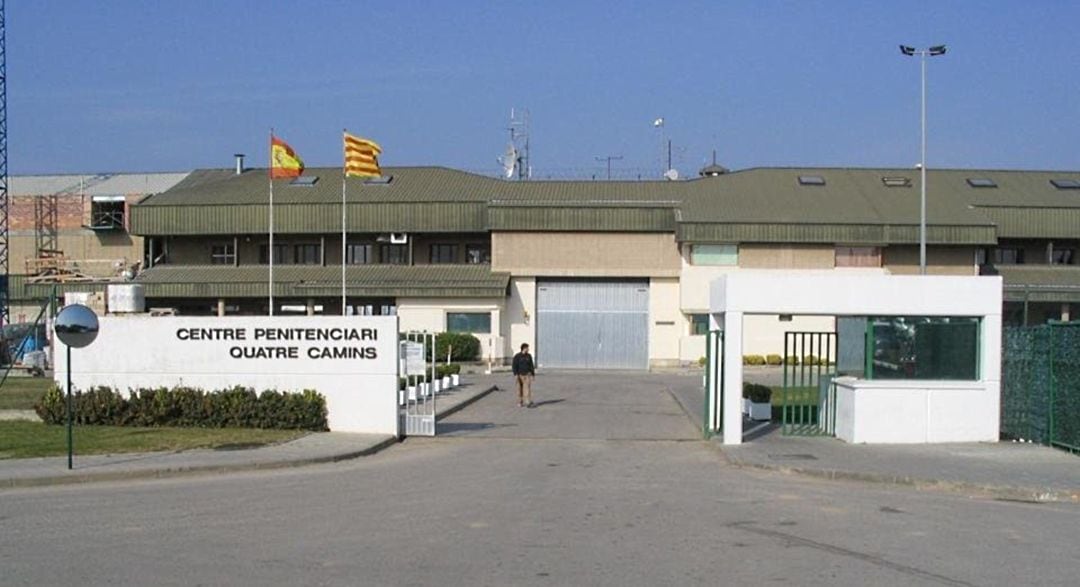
[54,316,400,436]
[710,272,1003,445]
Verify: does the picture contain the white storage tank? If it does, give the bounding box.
[107,283,146,313]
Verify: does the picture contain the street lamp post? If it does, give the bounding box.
[900,44,946,275]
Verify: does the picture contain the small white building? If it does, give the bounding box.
[708,272,1003,445]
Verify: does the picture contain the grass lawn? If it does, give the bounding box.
[769,385,819,406]
[0,421,308,459]
[0,376,53,410]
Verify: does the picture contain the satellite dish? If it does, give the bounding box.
[499,143,518,179]
[664,168,679,181]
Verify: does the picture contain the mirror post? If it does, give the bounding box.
[66,344,72,470]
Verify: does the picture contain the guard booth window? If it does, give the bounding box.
[869,316,979,380]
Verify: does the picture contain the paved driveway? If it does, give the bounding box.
[438,371,701,440]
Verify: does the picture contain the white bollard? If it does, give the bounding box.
[451,373,460,387]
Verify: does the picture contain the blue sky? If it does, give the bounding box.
[9,1,1080,176]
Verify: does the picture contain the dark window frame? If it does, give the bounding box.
[430,243,459,264]
[210,242,236,265]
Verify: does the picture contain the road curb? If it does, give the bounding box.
[723,453,1080,504]
[436,384,499,420]
[1,436,402,490]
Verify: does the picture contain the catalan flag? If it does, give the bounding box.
[270,135,304,179]
[344,132,382,178]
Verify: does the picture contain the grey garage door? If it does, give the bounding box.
[536,280,649,370]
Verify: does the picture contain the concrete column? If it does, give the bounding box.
[981,313,1003,439]
[217,299,226,317]
[1062,303,1071,322]
[722,311,744,445]
[306,298,315,316]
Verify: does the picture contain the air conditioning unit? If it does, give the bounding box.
[389,233,408,244]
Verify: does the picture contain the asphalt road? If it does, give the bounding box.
[2,372,1077,586]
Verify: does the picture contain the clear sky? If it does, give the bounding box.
[9,1,1080,177]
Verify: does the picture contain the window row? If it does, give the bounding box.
[688,245,883,268]
[209,243,491,265]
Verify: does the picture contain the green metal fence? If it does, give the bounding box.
[1002,322,1080,453]
[781,331,837,436]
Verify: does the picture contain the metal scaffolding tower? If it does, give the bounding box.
[0,0,10,330]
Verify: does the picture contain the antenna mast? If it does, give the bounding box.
[508,108,530,180]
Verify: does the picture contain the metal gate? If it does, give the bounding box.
[703,329,724,438]
[781,331,837,436]
[400,331,436,436]
[536,280,649,369]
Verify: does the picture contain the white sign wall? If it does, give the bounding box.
[54,315,400,435]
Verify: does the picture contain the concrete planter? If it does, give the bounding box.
[451,374,460,386]
[742,398,750,415]
[407,386,417,401]
[749,402,772,421]
[442,376,451,389]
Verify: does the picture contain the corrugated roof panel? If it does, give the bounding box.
[10,172,189,197]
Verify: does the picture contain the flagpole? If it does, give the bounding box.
[268,128,275,317]
[341,128,348,316]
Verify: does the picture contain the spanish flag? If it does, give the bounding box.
[344,132,382,178]
[270,135,304,179]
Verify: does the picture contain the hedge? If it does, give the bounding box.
[743,354,766,366]
[34,385,328,431]
[432,332,481,362]
[742,382,772,403]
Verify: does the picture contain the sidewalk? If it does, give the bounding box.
[665,374,1080,503]
[0,375,502,489]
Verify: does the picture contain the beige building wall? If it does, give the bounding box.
[648,277,681,367]
[11,230,142,278]
[492,232,681,276]
[396,297,506,361]
[506,278,536,361]
[738,244,835,269]
[884,246,977,275]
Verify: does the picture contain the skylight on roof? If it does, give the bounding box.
[1050,178,1080,190]
[966,177,997,188]
[363,175,393,185]
[798,175,825,186]
[289,176,319,187]
[882,176,912,187]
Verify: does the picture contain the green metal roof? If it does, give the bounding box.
[997,266,1080,303]
[130,165,1080,244]
[129,264,510,299]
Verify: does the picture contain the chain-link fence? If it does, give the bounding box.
[1002,323,1080,453]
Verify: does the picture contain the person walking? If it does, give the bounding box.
[512,343,535,408]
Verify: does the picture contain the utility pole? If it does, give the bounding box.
[595,155,623,180]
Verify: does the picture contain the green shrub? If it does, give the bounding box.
[433,332,481,362]
[697,356,706,367]
[766,354,782,366]
[743,354,766,366]
[783,355,799,366]
[802,355,820,366]
[436,363,461,378]
[34,385,328,431]
[745,383,772,403]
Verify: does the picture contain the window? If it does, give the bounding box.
[289,176,319,187]
[379,244,408,265]
[346,243,373,265]
[294,244,321,265]
[430,244,459,264]
[835,246,882,268]
[994,247,1024,265]
[691,244,738,266]
[869,316,979,380]
[966,177,997,188]
[881,177,912,187]
[689,314,710,336]
[466,244,490,264]
[447,312,491,334]
[1052,248,1075,265]
[798,175,826,186]
[259,244,288,265]
[1050,179,1080,190]
[210,243,236,265]
[89,197,126,230]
